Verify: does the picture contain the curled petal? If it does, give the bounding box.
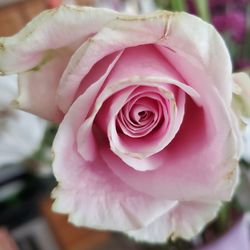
[76,51,123,161]
[16,50,69,122]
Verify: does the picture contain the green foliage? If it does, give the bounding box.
[32,124,58,163]
[193,0,210,21]
[155,0,187,11]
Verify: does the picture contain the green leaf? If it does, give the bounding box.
[170,0,187,11]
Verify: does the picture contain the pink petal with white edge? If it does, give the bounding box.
[52,162,177,231]
[0,5,120,74]
[75,51,123,161]
[17,49,70,122]
[232,72,250,119]
[127,201,221,243]
[157,12,232,105]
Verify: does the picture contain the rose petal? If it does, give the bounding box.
[0,5,119,74]
[75,51,123,161]
[157,12,232,105]
[16,50,69,122]
[52,161,177,231]
[96,86,168,171]
[127,201,221,243]
[232,72,250,120]
[101,41,237,201]
[75,70,198,171]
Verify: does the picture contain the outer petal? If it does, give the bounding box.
[52,167,176,231]
[0,6,121,120]
[57,10,232,113]
[127,201,221,243]
[157,12,232,105]
[0,5,119,74]
[232,72,250,119]
[16,50,69,122]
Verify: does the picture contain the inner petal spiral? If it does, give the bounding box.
[117,95,165,138]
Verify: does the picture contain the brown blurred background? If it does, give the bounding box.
[0,0,47,36]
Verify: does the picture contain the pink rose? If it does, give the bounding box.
[0,5,249,243]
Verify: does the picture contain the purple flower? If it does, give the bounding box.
[212,10,246,42]
[187,0,247,42]
[236,59,250,70]
[210,0,248,9]
[197,216,250,250]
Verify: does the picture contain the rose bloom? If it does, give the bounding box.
[0,5,249,243]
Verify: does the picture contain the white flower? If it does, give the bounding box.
[0,75,47,166]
